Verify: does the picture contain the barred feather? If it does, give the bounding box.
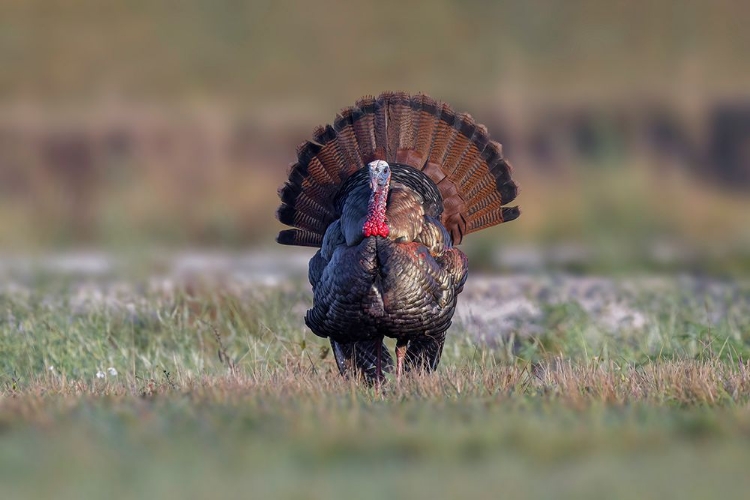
[276,92,520,246]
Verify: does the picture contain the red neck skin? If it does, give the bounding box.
[362,186,389,238]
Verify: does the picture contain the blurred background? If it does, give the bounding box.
[1,0,750,274]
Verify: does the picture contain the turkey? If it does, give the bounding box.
[276,92,519,383]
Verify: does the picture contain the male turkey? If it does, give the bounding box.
[276,92,519,383]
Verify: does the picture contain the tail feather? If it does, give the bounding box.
[303,141,341,186]
[276,229,323,247]
[442,130,472,180]
[353,96,379,164]
[451,121,491,185]
[466,189,502,217]
[411,95,440,166]
[279,189,334,223]
[312,125,348,183]
[395,93,414,152]
[426,105,458,169]
[276,92,520,246]
[383,92,413,162]
[276,204,328,233]
[333,111,362,173]
[374,93,391,160]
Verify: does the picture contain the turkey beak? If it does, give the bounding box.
[370,171,383,193]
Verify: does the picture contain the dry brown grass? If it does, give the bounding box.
[4,357,750,413]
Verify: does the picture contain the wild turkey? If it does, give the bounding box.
[276,92,519,383]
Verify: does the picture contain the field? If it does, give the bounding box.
[2,2,750,498]
[2,254,750,500]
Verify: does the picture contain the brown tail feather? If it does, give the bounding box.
[411,95,439,165]
[394,93,414,153]
[332,111,362,174]
[353,96,378,164]
[383,92,412,163]
[374,93,391,160]
[276,92,520,246]
[276,229,323,247]
[427,106,459,169]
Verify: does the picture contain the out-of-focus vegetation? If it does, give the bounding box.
[3,1,750,104]
[1,0,749,274]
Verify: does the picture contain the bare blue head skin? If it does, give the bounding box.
[368,160,391,192]
[363,160,391,237]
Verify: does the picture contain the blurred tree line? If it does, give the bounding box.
[0,0,748,249]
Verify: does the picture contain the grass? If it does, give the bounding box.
[2,1,750,495]
[1,272,750,499]
[3,365,750,499]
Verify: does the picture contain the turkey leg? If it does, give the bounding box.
[375,338,384,384]
[395,338,408,382]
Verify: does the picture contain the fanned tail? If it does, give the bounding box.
[276,92,520,246]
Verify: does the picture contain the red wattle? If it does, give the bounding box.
[363,183,389,238]
[363,218,389,238]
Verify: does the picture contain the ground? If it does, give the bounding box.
[1,252,750,500]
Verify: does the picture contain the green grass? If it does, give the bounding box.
[2,274,750,499]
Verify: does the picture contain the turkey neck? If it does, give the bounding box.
[362,183,390,238]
